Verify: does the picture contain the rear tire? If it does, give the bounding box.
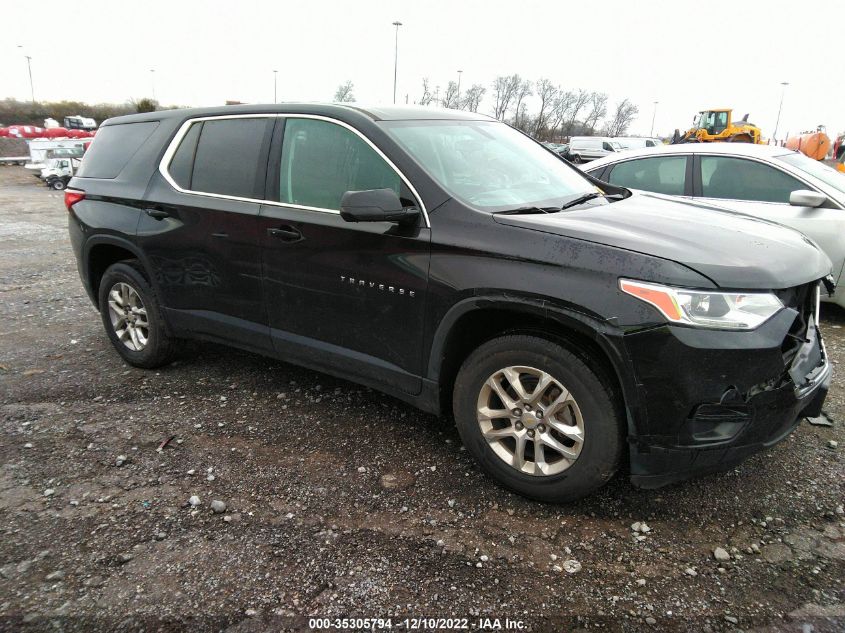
[727,134,754,143]
[98,261,176,369]
[452,334,624,503]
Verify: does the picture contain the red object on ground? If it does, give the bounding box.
[43,127,70,138]
[4,125,46,138]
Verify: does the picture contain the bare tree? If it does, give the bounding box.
[491,74,520,120]
[419,78,434,106]
[583,92,608,133]
[461,84,486,113]
[532,79,558,138]
[441,81,460,109]
[511,79,532,131]
[546,90,576,140]
[605,98,640,137]
[560,89,590,135]
[333,81,355,103]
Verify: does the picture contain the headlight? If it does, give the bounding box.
[620,279,783,330]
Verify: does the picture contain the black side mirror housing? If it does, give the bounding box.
[340,189,419,224]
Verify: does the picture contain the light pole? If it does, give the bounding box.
[650,101,658,137]
[456,69,463,108]
[150,69,156,101]
[772,81,789,144]
[273,70,278,103]
[392,20,402,104]
[17,46,35,103]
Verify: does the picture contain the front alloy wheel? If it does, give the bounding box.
[477,365,584,476]
[452,334,623,502]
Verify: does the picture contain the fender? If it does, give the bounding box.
[426,293,643,417]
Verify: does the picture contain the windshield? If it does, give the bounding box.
[777,152,845,194]
[382,120,594,211]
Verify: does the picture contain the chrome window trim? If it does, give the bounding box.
[157,113,430,227]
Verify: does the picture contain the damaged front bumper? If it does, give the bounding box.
[623,286,830,489]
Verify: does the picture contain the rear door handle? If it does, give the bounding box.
[145,208,171,220]
[267,226,303,242]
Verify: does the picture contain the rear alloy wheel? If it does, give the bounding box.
[98,261,176,368]
[107,282,149,352]
[453,335,623,502]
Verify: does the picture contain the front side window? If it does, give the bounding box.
[277,118,401,211]
[607,156,686,195]
[700,156,805,203]
[383,120,594,211]
[187,117,271,199]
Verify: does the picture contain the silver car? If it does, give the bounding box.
[583,143,845,308]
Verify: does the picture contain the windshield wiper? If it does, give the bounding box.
[557,192,604,211]
[495,206,560,215]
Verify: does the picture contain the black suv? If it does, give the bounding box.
[67,104,832,502]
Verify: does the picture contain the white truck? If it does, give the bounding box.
[40,156,82,190]
[25,139,89,175]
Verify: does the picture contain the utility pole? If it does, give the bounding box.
[273,70,278,103]
[650,101,658,136]
[150,69,156,101]
[392,21,402,104]
[17,46,35,103]
[772,82,789,144]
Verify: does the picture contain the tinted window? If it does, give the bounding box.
[168,122,202,189]
[700,156,804,203]
[76,121,159,179]
[607,156,686,195]
[278,118,401,211]
[191,118,270,198]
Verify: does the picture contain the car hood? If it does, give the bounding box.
[493,191,832,289]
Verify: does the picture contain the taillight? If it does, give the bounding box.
[64,189,85,212]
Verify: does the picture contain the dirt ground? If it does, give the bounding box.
[0,165,843,632]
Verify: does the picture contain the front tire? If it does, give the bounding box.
[452,335,623,502]
[572,154,583,164]
[98,261,175,369]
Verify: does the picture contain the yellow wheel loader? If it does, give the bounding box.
[672,109,763,144]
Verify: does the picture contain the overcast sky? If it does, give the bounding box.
[2,0,843,138]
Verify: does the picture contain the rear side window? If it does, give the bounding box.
[607,156,687,195]
[277,118,401,211]
[700,156,804,203]
[188,118,271,199]
[76,121,159,179]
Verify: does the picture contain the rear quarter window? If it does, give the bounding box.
[76,121,159,179]
[188,118,272,199]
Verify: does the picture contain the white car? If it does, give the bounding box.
[582,143,845,308]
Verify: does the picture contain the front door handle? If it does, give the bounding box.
[267,226,303,242]
[145,208,171,220]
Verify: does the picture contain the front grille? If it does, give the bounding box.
[775,282,819,367]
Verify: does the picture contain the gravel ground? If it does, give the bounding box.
[1,166,843,632]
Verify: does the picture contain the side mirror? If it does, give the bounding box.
[789,189,828,208]
[340,188,419,224]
